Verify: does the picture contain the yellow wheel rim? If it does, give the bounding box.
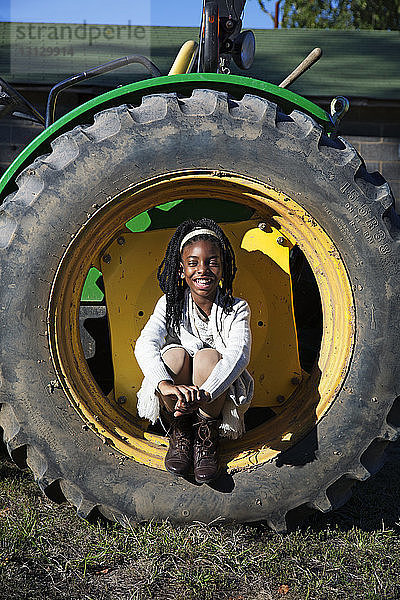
[48,171,354,471]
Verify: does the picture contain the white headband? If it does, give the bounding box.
[179,228,219,252]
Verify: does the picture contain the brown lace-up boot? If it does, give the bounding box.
[164,412,193,476]
[193,412,221,484]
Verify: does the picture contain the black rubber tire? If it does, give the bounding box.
[202,1,219,72]
[0,90,399,530]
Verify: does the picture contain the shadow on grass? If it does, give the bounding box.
[0,439,9,461]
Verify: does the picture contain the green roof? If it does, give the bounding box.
[253,29,400,100]
[0,23,399,100]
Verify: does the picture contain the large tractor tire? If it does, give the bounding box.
[0,90,399,530]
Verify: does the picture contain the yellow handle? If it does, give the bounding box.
[169,41,198,75]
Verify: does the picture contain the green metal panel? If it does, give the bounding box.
[81,267,104,302]
[0,73,332,199]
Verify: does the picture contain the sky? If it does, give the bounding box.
[1,0,276,29]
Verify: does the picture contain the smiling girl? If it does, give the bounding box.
[134,218,253,483]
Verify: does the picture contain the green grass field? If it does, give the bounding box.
[1,442,400,600]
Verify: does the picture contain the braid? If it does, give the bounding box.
[157,218,237,335]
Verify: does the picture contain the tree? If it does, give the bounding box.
[280,0,400,29]
[256,0,276,25]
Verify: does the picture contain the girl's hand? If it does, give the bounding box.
[157,381,211,417]
[157,381,201,416]
[173,388,211,417]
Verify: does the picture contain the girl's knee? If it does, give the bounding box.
[162,347,191,376]
[193,348,221,386]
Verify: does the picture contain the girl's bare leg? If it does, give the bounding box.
[192,348,224,483]
[158,347,191,413]
[159,347,193,477]
[192,348,226,418]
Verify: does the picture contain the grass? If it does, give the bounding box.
[1,442,400,600]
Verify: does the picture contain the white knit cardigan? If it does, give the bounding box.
[134,290,254,438]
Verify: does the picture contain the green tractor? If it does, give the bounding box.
[0,1,399,531]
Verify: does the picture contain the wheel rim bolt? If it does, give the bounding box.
[117,236,125,245]
[258,222,267,230]
[277,236,285,245]
[103,254,111,263]
[117,396,127,405]
[276,395,285,403]
[291,377,301,386]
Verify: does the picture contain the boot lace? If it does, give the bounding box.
[194,421,217,461]
[171,425,192,457]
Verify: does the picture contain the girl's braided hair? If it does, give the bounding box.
[157,218,237,335]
